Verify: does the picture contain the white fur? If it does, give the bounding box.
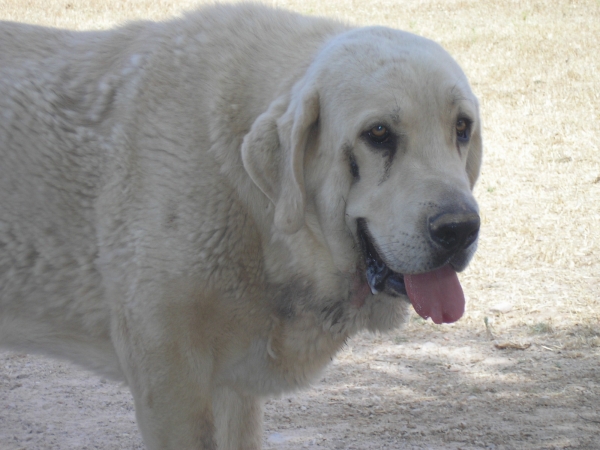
[0,4,481,449]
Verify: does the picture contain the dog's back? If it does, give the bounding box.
[0,22,123,375]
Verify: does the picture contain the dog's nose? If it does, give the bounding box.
[429,211,480,252]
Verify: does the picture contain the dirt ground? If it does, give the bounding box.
[2,324,600,450]
[1,0,599,449]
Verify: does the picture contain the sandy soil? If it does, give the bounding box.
[1,0,599,448]
[2,322,599,449]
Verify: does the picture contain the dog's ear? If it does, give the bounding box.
[242,82,319,234]
[466,118,483,190]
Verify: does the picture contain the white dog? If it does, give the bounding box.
[0,4,481,449]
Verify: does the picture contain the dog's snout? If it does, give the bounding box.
[429,211,480,252]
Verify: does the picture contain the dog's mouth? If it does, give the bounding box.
[357,219,407,297]
[356,218,466,324]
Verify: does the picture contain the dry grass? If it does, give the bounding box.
[1,0,599,348]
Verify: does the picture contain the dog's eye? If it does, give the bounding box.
[368,125,390,144]
[456,119,471,142]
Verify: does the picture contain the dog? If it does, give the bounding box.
[0,3,482,449]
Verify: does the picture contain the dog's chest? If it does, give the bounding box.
[221,308,348,396]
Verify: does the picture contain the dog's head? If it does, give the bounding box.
[242,27,482,328]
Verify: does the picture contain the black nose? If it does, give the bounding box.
[429,211,480,252]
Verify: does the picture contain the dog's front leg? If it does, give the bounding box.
[213,386,263,450]
[132,371,217,450]
[111,301,219,449]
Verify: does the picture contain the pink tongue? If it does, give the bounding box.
[404,265,465,324]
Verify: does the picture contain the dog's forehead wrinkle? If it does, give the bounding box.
[450,81,477,103]
[390,106,401,125]
[450,86,468,106]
